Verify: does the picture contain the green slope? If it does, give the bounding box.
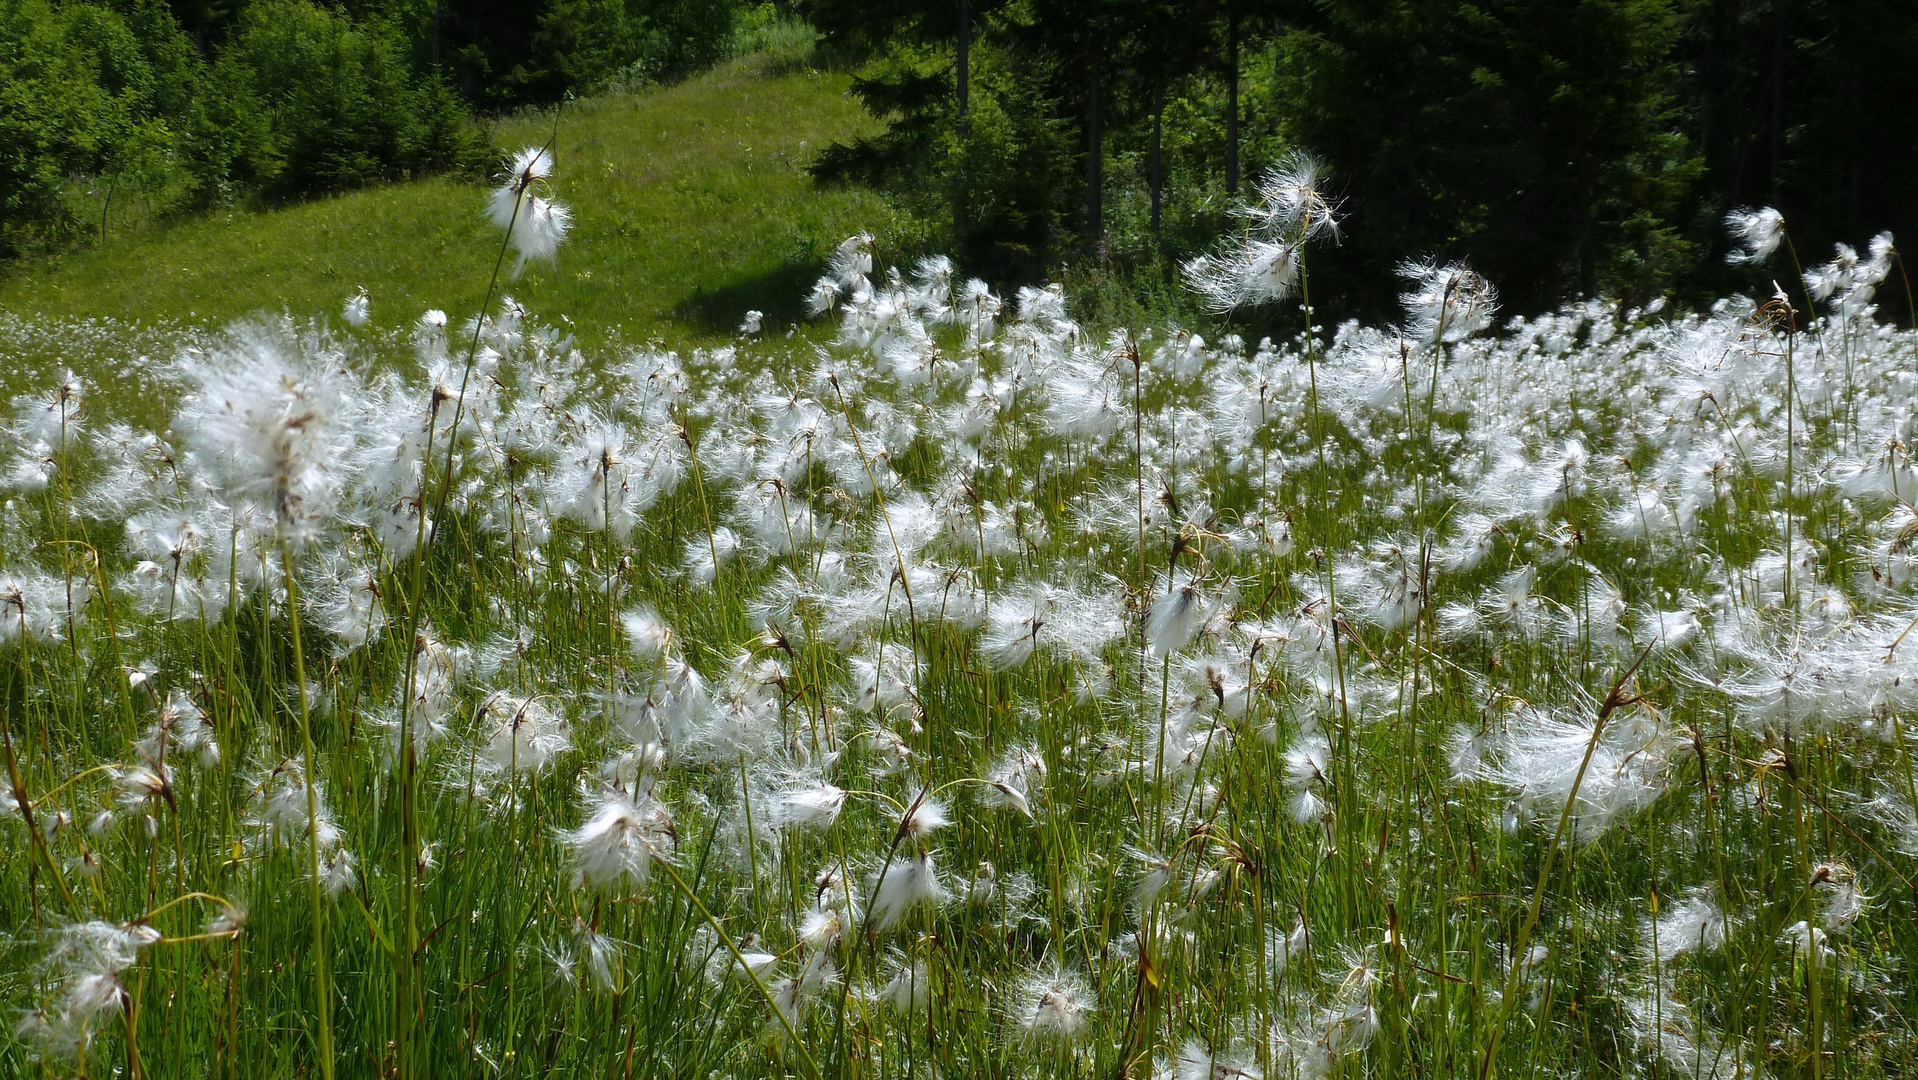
[0,55,898,353]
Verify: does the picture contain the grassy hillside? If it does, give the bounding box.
[0,53,900,368]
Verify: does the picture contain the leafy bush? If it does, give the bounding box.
[0,0,168,251]
[731,1,821,66]
[439,0,754,109]
[196,0,484,198]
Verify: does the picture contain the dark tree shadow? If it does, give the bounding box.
[672,257,826,336]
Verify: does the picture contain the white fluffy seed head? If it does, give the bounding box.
[868,852,943,931]
[1015,966,1093,1041]
[565,789,676,894]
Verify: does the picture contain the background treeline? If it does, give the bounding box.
[803,0,1918,318]
[8,0,1912,321]
[0,0,767,253]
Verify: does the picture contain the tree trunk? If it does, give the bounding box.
[1768,0,1783,204]
[957,0,970,134]
[1150,85,1164,235]
[1226,7,1239,195]
[1087,55,1104,256]
[100,174,116,245]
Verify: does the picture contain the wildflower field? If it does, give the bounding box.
[3,148,1917,1080]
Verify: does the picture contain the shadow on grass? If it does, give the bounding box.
[673,256,826,336]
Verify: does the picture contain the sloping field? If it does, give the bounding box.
[0,53,899,393]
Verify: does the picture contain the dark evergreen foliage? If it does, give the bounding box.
[807,0,1918,315]
[7,0,1912,317]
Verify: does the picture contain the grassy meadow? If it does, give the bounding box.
[0,49,901,408]
[2,49,1917,1080]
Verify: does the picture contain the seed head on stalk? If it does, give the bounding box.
[172,323,361,550]
[1183,151,1340,313]
[487,146,572,276]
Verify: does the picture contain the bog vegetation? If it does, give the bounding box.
[2,147,1917,1080]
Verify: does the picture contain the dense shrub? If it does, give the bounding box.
[437,0,754,109]
[0,0,174,251]
[197,0,483,197]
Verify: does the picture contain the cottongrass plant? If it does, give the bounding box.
[3,157,1917,1080]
